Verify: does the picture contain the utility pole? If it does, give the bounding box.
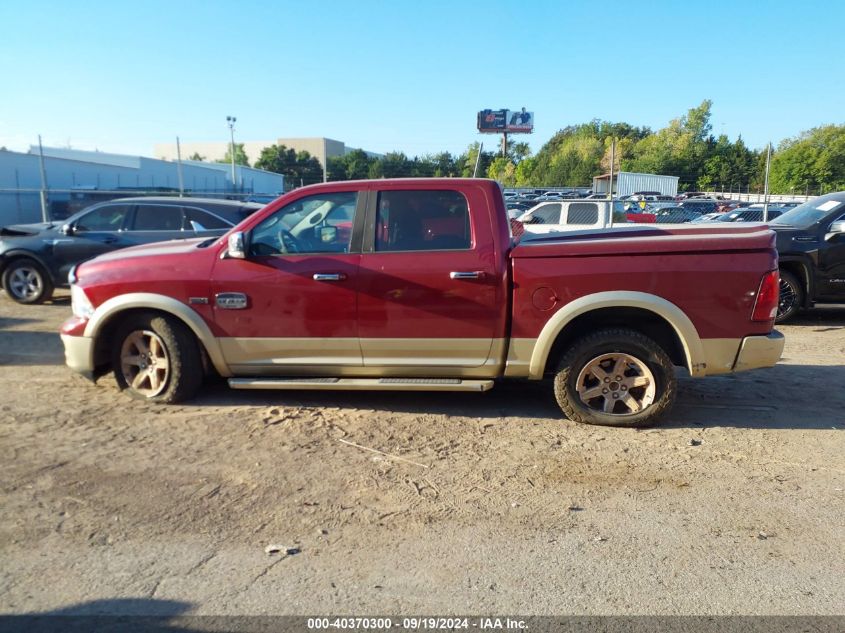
[608,139,616,201]
[762,142,772,221]
[37,135,49,222]
[175,136,185,197]
[472,142,484,178]
[226,115,237,192]
[501,131,508,158]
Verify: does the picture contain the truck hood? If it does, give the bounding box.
[86,237,216,264]
[512,224,776,258]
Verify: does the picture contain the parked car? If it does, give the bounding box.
[679,199,721,215]
[0,197,263,304]
[720,208,786,223]
[61,179,783,427]
[654,207,702,224]
[769,192,845,322]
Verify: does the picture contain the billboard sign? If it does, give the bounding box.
[477,109,508,132]
[506,108,534,132]
[477,108,534,133]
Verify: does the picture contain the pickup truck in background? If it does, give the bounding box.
[517,200,653,234]
[770,191,845,322]
[60,179,784,427]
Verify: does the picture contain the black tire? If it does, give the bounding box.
[553,328,677,428]
[775,270,803,324]
[2,258,54,304]
[111,313,203,404]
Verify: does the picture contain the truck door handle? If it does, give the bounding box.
[313,273,346,281]
[450,271,483,280]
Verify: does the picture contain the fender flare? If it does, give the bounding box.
[777,256,813,306]
[528,291,705,379]
[84,292,232,377]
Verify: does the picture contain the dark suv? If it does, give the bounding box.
[770,192,845,322]
[0,197,263,304]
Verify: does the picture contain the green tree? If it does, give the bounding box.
[486,157,517,186]
[769,125,845,195]
[187,152,205,162]
[255,144,324,186]
[217,143,249,167]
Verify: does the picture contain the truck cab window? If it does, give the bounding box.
[250,192,357,255]
[375,190,471,251]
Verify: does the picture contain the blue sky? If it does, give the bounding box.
[1,0,842,158]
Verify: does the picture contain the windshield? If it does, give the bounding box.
[770,197,845,227]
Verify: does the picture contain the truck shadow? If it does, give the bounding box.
[192,362,845,431]
[0,598,194,632]
[786,305,845,327]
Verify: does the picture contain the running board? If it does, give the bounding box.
[227,377,494,392]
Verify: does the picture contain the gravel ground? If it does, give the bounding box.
[0,291,843,616]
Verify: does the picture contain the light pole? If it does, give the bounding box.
[226,115,237,192]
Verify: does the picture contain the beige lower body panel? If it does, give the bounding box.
[220,337,506,379]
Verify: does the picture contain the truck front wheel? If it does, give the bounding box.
[112,313,203,403]
[553,328,676,427]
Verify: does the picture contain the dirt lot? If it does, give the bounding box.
[0,292,843,616]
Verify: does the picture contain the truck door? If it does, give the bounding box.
[209,191,364,374]
[817,211,845,299]
[356,186,507,372]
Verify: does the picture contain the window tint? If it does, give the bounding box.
[132,204,183,231]
[375,190,471,252]
[566,203,599,225]
[75,204,131,232]
[183,207,231,231]
[250,192,357,255]
[526,203,561,225]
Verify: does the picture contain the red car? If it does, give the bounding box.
[61,179,783,427]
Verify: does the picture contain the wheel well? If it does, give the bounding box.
[0,253,53,284]
[779,262,809,297]
[543,307,688,376]
[92,308,211,375]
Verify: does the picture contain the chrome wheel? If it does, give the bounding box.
[120,330,170,398]
[575,352,656,415]
[9,265,43,301]
[778,276,798,319]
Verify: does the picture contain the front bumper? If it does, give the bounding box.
[733,331,785,372]
[61,334,95,380]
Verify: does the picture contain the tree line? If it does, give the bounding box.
[196,101,845,195]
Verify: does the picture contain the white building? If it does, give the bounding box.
[0,147,284,225]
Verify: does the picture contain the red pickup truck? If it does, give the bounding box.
[60,179,784,427]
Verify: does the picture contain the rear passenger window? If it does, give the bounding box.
[132,205,182,231]
[183,207,231,231]
[375,190,470,252]
[566,203,599,225]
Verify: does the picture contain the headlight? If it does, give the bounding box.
[71,285,95,320]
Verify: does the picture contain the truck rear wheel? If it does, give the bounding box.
[553,328,676,427]
[112,313,203,403]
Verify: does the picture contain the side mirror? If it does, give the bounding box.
[60,223,74,236]
[227,231,246,259]
[825,220,845,241]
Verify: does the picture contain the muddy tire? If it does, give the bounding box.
[2,259,54,304]
[776,270,802,324]
[112,313,203,403]
[553,328,676,428]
